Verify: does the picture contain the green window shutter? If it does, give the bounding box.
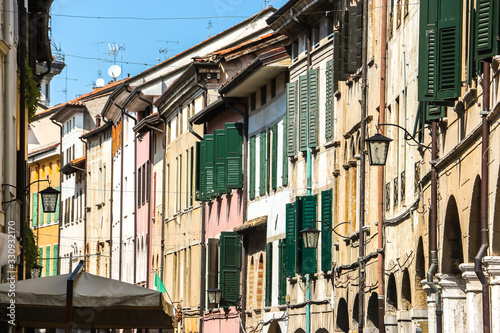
[475,0,499,60]
[425,102,446,122]
[285,202,297,277]
[204,134,215,198]
[32,193,38,227]
[265,242,273,307]
[278,239,287,304]
[249,136,256,200]
[40,195,44,226]
[325,60,334,142]
[321,189,333,272]
[225,123,243,189]
[267,128,271,193]
[468,5,477,85]
[45,245,51,277]
[282,119,288,186]
[53,244,58,275]
[286,82,297,157]
[220,231,241,307]
[272,123,278,190]
[298,74,308,152]
[436,0,462,100]
[301,195,317,274]
[347,4,363,73]
[418,0,438,101]
[308,68,319,148]
[259,131,267,196]
[38,247,43,266]
[413,102,426,143]
[55,187,60,222]
[333,31,346,82]
[214,129,228,194]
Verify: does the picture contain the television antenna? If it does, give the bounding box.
[206,21,213,38]
[158,40,179,61]
[107,43,125,65]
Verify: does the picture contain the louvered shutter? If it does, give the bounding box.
[55,187,60,222]
[347,4,363,73]
[249,136,256,200]
[425,102,446,122]
[301,195,317,274]
[265,242,272,307]
[418,0,438,101]
[468,6,477,85]
[267,128,271,193]
[282,119,288,186]
[285,202,296,277]
[32,193,38,227]
[259,131,267,196]
[278,239,287,304]
[220,232,241,307]
[40,194,44,226]
[475,0,499,60]
[286,82,297,157]
[334,31,346,82]
[272,123,278,190]
[325,60,334,142]
[308,69,319,148]
[45,245,51,277]
[298,75,308,152]
[38,247,43,266]
[226,122,243,189]
[198,141,208,201]
[321,189,333,272]
[204,135,215,198]
[53,244,58,275]
[214,129,228,194]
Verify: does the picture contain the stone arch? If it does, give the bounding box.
[401,269,412,310]
[356,130,361,156]
[442,196,464,275]
[257,254,264,306]
[415,237,426,307]
[469,176,481,261]
[352,294,359,328]
[315,329,328,333]
[248,257,255,306]
[367,292,379,329]
[386,273,397,312]
[493,164,500,255]
[294,329,306,333]
[336,297,349,332]
[350,137,356,160]
[269,320,282,333]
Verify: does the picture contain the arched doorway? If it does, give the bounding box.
[367,292,379,329]
[401,269,412,310]
[315,329,329,333]
[336,297,349,332]
[352,294,359,329]
[442,196,464,275]
[468,176,481,261]
[386,273,397,313]
[415,237,426,307]
[268,320,282,333]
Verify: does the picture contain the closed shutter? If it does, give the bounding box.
[204,135,215,197]
[333,31,345,82]
[298,74,308,152]
[308,68,319,148]
[285,202,296,277]
[53,244,59,275]
[220,231,241,307]
[418,0,438,101]
[265,242,272,307]
[267,128,271,193]
[40,194,44,226]
[45,245,51,277]
[286,82,297,157]
[259,131,267,196]
[38,247,43,266]
[301,195,317,274]
[249,136,256,200]
[278,239,287,304]
[347,4,363,73]
[214,129,228,194]
[32,193,38,227]
[321,189,333,272]
[325,60,334,142]
[55,187,60,222]
[282,119,288,186]
[272,123,278,190]
[468,5,477,85]
[475,0,499,60]
[226,123,243,188]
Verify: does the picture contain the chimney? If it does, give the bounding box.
[95,114,101,128]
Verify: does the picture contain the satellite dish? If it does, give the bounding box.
[108,65,122,79]
[96,78,105,87]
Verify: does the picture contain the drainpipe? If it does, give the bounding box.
[476,62,490,333]
[52,119,63,274]
[80,137,88,271]
[428,121,442,333]
[305,24,312,333]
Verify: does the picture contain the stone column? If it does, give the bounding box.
[437,274,466,333]
[397,310,411,333]
[422,281,437,333]
[459,263,483,332]
[483,256,500,333]
[384,314,397,333]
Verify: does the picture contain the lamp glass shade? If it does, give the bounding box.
[300,226,320,249]
[207,288,222,305]
[31,264,43,278]
[39,186,60,213]
[366,133,393,166]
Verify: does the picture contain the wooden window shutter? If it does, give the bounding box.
[45,245,51,277]
[418,0,438,101]
[278,239,287,304]
[425,102,446,122]
[468,5,477,85]
[347,3,363,73]
[259,131,267,196]
[308,68,319,148]
[325,60,334,142]
[475,0,499,60]
[38,247,43,266]
[321,189,333,272]
[272,123,278,191]
[265,242,272,307]
[333,31,346,82]
[249,136,256,200]
[32,193,38,227]
[53,244,59,276]
[214,129,229,194]
[267,128,271,193]
[301,195,317,274]
[225,122,244,189]
[220,231,241,307]
[285,202,297,277]
[204,134,215,198]
[286,82,297,157]
[282,119,289,186]
[298,74,309,152]
[40,194,44,226]
[413,102,426,143]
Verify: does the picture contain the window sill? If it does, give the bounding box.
[278,305,287,311]
[263,306,271,312]
[324,140,340,149]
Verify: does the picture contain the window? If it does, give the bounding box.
[321,189,333,272]
[219,232,241,308]
[259,131,267,196]
[138,167,142,207]
[394,176,399,207]
[401,171,406,202]
[32,193,38,227]
[265,243,272,307]
[312,27,320,47]
[386,182,391,211]
[250,93,256,111]
[270,78,276,99]
[53,244,58,276]
[291,42,298,61]
[249,136,256,200]
[45,245,51,277]
[397,0,402,28]
[278,239,287,304]
[298,69,319,152]
[207,238,219,309]
[260,85,267,106]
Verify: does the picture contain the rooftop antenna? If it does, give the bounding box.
[107,43,125,65]
[158,40,179,61]
[206,20,213,38]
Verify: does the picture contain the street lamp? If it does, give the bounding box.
[39,186,60,213]
[31,264,43,278]
[300,226,321,249]
[365,133,393,166]
[207,288,222,306]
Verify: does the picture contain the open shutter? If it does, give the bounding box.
[198,141,208,201]
[333,31,346,82]
[282,119,288,186]
[55,187,60,222]
[32,193,38,227]
[321,189,333,272]
[40,194,44,226]
[418,0,438,101]
[53,244,58,275]
[285,202,297,277]
[301,195,317,274]
[259,131,267,196]
[267,128,271,193]
[38,247,43,266]
[286,82,297,157]
[214,129,229,194]
[413,102,426,143]
[468,5,477,85]
[272,123,278,190]
[204,135,215,198]
[265,242,272,307]
[325,60,334,142]
[347,3,363,73]
[45,245,51,277]
[249,136,256,200]
[220,231,241,307]
[278,239,287,304]
[475,0,499,60]
[196,141,202,200]
[226,122,243,189]
[308,68,319,148]
[425,102,446,122]
[298,74,308,152]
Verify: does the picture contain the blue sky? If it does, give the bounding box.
[49,0,285,106]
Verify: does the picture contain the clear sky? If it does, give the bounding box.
[49,0,285,106]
